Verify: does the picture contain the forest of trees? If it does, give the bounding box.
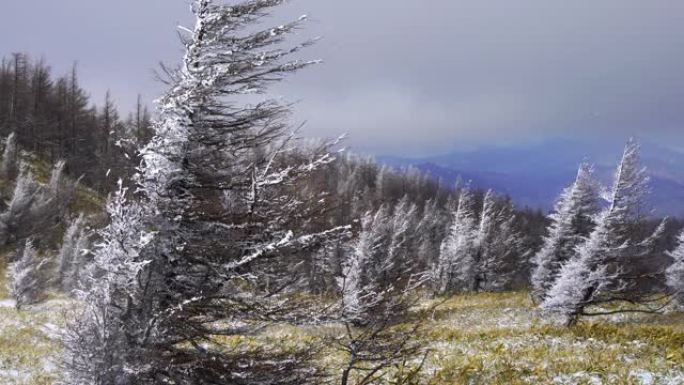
[0,0,682,384]
[0,54,153,192]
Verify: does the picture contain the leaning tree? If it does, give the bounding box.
[531,164,599,302]
[8,239,50,309]
[62,1,348,384]
[433,187,479,295]
[543,139,666,326]
[337,206,428,385]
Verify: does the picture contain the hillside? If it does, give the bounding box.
[2,288,682,384]
[2,1,683,384]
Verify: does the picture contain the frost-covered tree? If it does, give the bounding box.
[473,190,502,291]
[475,191,524,292]
[338,208,427,385]
[415,199,448,272]
[433,188,525,294]
[60,182,153,385]
[387,196,419,277]
[543,139,665,325]
[56,213,90,294]
[340,213,376,321]
[8,240,49,309]
[0,163,41,246]
[531,164,599,301]
[341,207,392,321]
[341,200,423,319]
[340,200,433,319]
[46,160,77,199]
[666,231,684,308]
[0,132,18,180]
[434,187,479,294]
[0,160,79,247]
[63,1,348,384]
[375,165,392,202]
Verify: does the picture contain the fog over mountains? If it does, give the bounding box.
[381,139,684,217]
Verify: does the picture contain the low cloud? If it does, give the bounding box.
[2,0,683,155]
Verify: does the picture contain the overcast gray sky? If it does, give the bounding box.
[1,0,684,156]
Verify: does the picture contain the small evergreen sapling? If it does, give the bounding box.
[56,213,90,294]
[8,240,49,309]
[0,163,41,245]
[0,132,18,180]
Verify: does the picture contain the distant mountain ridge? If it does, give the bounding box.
[379,139,684,217]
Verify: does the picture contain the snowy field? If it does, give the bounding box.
[0,289,682,384]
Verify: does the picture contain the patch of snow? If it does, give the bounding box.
[41,357,57,373]
[553,371,603,385]
[630,370,655,385]
[0,368,30,382]
[629,370,684,385]
[0,299,16,308]
[661,372,684,385]
[40,322,61,339]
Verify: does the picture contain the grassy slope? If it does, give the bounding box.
[0,273,69,385]
[1,289,682,385]
[0,154,102,384]
[422,292,684,385]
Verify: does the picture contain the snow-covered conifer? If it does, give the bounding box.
[338,207,427,385]
[476,192,524,291]
[666,231,684,308]
[543,139,664,325]
[63,1,348,383]
[387,196,419,277]
[0,132,18,180]
[531,164,599,301]
[341,212,378,321]
[375,165,392,202]
[472,190,499,291]
[56,213,90,294]
[0,163,40,245]
[8,240,49,309]
[37,161,80,221]
[0,160,79,247]
[340,202,421,321]
[415,199,448,271]
[434,187,479,294]
[60,181,152,384]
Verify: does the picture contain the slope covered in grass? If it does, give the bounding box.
[0,289,681,384]
[0,279,70,384]
[422,292,684,384]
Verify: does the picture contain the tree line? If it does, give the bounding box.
[0,53,153,192]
